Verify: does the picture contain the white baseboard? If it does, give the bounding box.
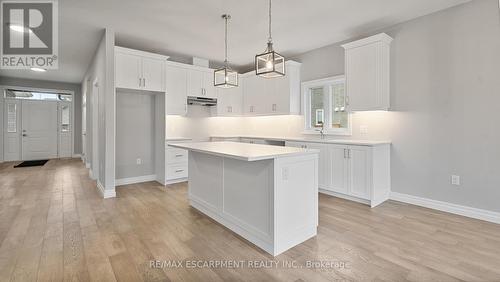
[115,174,157,186]
[391,192,500,224]
[97,181,116,198]
[165,177,188,185]
[319,189,370,206]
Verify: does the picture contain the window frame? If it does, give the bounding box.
[301,75,352,136]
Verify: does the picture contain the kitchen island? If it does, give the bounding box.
[168,141,319,256]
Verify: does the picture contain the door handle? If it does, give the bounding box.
[22,134,27,137]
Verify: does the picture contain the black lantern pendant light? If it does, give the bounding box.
[255,0,285,78]
[214,14,238,88]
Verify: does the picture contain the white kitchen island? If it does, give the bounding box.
[169,141,319,256]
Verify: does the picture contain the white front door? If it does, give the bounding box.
[58,102,72,158]
[21,100,58,160]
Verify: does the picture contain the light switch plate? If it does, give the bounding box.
[451,175,460,186]
[136,158,142,165]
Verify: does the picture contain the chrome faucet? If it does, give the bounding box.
[317,122,325,139]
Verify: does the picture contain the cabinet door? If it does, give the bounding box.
[270,75,290,115]
[165,65,187,115]
[243,75,266,115]
[142,57,165,92]
[115,52,141,90]
[306,143,331,190]
[216,85,242,116]
[345,45,378,111]
[202,71,217,99]
[188,70,204,97]
[330,145,348,194]
[348,145,371,200]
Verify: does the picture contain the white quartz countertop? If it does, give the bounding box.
[211,135,391,146]
[169,141,319,161]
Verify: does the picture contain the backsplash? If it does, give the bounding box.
[166,105,394,141]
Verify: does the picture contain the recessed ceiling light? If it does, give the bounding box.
[30,67,47,72]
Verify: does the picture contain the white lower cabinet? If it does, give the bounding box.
[286,141,390,207]
[166,145,188,184]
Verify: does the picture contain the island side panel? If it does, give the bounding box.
[188,151,224,213]
[273,154,319,255]
[187,151,276,254]
[223,158,274,246]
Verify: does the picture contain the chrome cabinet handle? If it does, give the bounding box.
[175,154,184,157]
[143,78,146,87]
[139,78,142,87]
[22,134,27,137]
[344,149,347,159]
[272,104,277,112]
[175,169,184,173]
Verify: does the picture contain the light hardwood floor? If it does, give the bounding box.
[1,159,500,281]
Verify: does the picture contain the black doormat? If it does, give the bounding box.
[14,160,49,168]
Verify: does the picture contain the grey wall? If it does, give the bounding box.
[116,91,155,179]
[82,29,116,191]
[290,0,500,212]
[0,76,83,155]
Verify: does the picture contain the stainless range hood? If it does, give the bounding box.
[187,96,217,106]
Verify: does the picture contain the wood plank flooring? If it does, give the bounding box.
[1,158,500,281]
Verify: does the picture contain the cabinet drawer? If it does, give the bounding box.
[166,163,188,180]
[166,147,188,163]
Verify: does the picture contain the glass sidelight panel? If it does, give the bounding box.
[61,104,71,132]
[7,103,17,133]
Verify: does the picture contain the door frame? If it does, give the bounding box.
[0,85,75,161]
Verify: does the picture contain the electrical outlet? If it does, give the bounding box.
[360,125,369,135]
[451,175,460,186]
[282,168,289,181]
[136,158,142,165]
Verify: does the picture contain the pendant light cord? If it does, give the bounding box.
[224,15,228,65]
[268,0,272,43]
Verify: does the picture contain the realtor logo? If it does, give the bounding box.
[1,0,58,69]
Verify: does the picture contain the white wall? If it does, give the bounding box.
[168,0,500,213]
[116,91,155,179]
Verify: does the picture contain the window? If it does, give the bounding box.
[302,76,350,135]
[4,89,72,101]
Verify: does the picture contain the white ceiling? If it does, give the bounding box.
[0,0,472,84]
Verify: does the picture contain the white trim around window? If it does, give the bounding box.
[301,75,352,136]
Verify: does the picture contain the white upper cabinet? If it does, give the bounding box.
[115,47,168,92]
[242,61,301,116]
[142,57,165,92]
[215,82,243,116]
[342,33,392,111]
[165,63,188,115]
[115,52,142,90]
[188,69,217,99]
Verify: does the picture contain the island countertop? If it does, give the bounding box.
[169,141,319,161]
